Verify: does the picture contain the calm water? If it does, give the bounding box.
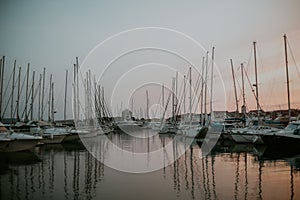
[1,130,300,200]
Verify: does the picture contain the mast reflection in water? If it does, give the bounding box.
[1,129,300,200]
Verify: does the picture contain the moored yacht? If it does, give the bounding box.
[42,127,69,144]
[0,123,42,152]
[262,120,300,145]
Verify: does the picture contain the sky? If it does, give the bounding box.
[0,0,300,120]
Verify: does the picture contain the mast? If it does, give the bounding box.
[204,51,209,125]
[11,60,16,123]
[38,74,42,120]
[41,67,46,120]
[0,56,5,120]
[146,90,149,120]
[175,71,178,115]
[51,82,54,122]
[102,86,105,118]
[0,59,1,120]
[183,75,186,114]
[230,59,239,115]
[189,67,192,122]
[48,74,52,122]
[162,83,164,118]
[241,63,246,116]
[253,41,260,120]
[31,71,35,120]
[73,64,77,122]
[200,56,205,125]
[131,97,134,118]
[76,57,80,121]
[283,34,291,121]
[16,67,21,121]
[172,78,175,123]
[25,63,30,121]
[210,47,215,118]
[64,70,68,121]
[85,72,88,122]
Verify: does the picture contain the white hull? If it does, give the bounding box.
[42,135,66,144]
[79,130,98,138]
[231,133,263,144]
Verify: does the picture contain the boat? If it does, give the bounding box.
[42,127,68,144]
[0,123,42,152]
[158,122,177,134]
[178,121,205,138]
[262,120,300,145]
[230,123,280,144]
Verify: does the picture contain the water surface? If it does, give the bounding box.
[1,130,300,200]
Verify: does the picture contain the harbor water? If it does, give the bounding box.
[0,129,300,200]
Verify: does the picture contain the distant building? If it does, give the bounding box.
[122,109,132,120]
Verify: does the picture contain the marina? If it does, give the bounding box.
[1,1,300,199]
[1,131,300,200]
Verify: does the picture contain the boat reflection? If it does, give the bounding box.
[0,131,299,199]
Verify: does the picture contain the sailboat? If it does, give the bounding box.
[179,67,205,138]
[0,122,42,152]
[260,34,300,145]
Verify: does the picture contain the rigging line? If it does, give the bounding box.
[2,66,14,98]
[190,69,203,114]
[175,72,186,116]
[244,68,263,111]
[245,45,254,73]
[154,91,162,118]
[21,78,34,118]
[160,90,172,127]
[27,77,41,118]
[40,83,50,116]
[12,68,27,117]
[2,71,30,119]
[233,66,243,103]
[287,39,300,79]
[174,70,187,116]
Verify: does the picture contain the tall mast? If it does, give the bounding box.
[64,70,68,121]
[183,75,186,115]
[11,60,16,123]
[172,78,175,123]
[85,72,88,122]
[210,47,215,117]
[204,51,209,124]
[25,63,30,121]
[175,71,178,114]
[283,34,291,121]
[41,67,46,120]
[0,56,5,120]
[73,64,77,122]
[31,71,35,120]
[189,67,192,122]
[51,82,54,122]
[131,98,134,118]
[230,59,239,115]
[241,63,246,115]
[38,74,42,120]
[200,57,205,125]
[0,59,1,120]
[48,74,52,122]
[253,41,260,120]
[146,90,149,120]
[16,67,21,121]
[102,86,105,118]
[162,83,164,118]
[76,57,80,121]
